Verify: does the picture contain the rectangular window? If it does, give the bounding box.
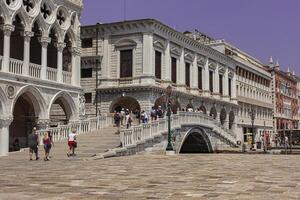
[81,38,93,48]
[155,51,162,79]
[81,68,93,78]
[120,49,133,78]
[198,67,202,90]
[171,57,177,84]
[185,63,190,87]
[219,74,223,95]
[209,71,213,93]
[84,93,92,103]
[229,78,232,97]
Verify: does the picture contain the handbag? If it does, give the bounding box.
[73,141,77,148]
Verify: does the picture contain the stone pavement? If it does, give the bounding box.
[0,152,299,200]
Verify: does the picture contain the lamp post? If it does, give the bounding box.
[166,85,173,151]
[249,106,256,150]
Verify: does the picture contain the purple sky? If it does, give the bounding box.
[81,0,300,75]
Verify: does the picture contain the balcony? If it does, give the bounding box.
[0,56,72,85]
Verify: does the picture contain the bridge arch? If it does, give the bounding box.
[178,127,213,153]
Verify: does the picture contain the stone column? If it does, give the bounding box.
[142,32,154,84]
[2,24,14,72]
[102,35,109,79]
[203,58,210,96]
[223,67,230,101]
[23,31,34,76]
[164,41,171,83]
[39,37,51,80]
[178,47,185,90]
[191,54,198,94]
[232,72,237,103]
[0,118,12,156]
[56,42,66,83]
[71,47,81,86]
[213,64,220,98]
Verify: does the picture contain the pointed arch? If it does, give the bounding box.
[48,91,77,121]
[48,22,64,42]
[11,85,47,119]
[11,9,31,31]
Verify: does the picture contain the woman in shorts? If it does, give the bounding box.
[42,132,50,161]
[67,129,77,157]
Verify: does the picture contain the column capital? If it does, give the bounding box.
[70,47,81,56]
[22,31,34,42]
[0,117,13,128]
[55,42,66,52]
[39,37,51,48]
[1,24,15,36]
[37,119,50,130]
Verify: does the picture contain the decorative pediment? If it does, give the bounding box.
[197,54,206,66]
[228,70,234,78]
[114,38,137,49]
[170,47,181,56]
[219,64,226,74]
[184,53,194,62]
[153,35,166,50]
[208,60,217,70]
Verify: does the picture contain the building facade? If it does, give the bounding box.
[0,0,83,155]
[81,19,239,134]
[267,64,299,138]
[208,40,273,147]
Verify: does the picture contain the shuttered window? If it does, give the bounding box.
[171,57,177,84]
[120,50,133,78]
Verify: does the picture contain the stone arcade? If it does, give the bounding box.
[0,0,83,155]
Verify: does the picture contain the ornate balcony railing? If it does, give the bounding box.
[46,67,57,81]
[29,63,41,78]
[62,71,72,84]
[9,58,23,74]
[0,57,74,85]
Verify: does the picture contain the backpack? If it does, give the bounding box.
[114,113,120,122]
[151,109,156,117]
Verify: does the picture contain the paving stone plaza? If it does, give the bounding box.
[0,150,299,199]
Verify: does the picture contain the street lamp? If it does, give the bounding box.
[249,106,256,150]
[166,85,173,151]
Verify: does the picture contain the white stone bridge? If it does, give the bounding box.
[120,112,239,155]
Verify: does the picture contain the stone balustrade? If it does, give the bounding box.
[120,111,238,148]
[36,114,113,145]
[29,63,41,78]
[9,58,23,74]
[0,55,75,84]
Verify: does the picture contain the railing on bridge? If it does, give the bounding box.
[36,114,114,145]
[120,111,237,148]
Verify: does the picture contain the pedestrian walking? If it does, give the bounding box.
[125,113,132,129]
[114,111,121,134]
[47,131,54,158]
[120,108,125,126]
[42,132,51,161]
[28,127,39,161]
[67,128,77,157]
[151,107,157,121]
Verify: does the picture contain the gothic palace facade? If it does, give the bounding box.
[0,0,83,155]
